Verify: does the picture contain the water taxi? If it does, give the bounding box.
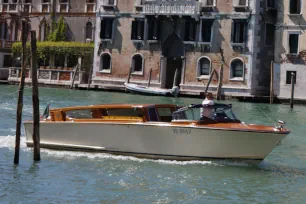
[24,103,290,161]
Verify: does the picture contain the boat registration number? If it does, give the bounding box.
[173,128,191,134]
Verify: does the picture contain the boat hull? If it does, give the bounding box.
[24,122,287,161]
[125,83,173,96]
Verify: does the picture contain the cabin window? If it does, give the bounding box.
[197,57,211,77]
[131,18,145,41]
[230,58,244,79]
[148,107,159,122]
[184,18,197,42]
[231,20,247,44]
[265,23,275,46]
[100,53,111,72]
[105,108,143,117]
[201,19,213,43]
[131,54,143,73]
[157,108,173,122]
[289,33,299,54]
[290,0,301,14]
[66,109,93,119]
[286,71,297,84]
[100,18,114,40]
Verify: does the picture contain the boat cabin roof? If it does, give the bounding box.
[48,104,179,123]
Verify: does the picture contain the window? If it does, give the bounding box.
[267,0,275,8]
[105,108,143,117]
[1,0,18,12]
[231,20,247,44]
[230,58,244,79]
[39,20,49,41]
[85,0,95,12]
[289,33,299,54]
[286,71,296,84]
[201,19,214,43]
[197,57,211,77]
[147,18,160,41]
[131,54,143,73]
[3,55,12,67]
[85,22,93,41]
[59,0,69,12]
[265,23,275,46]
[184,18,197,42]
[41,0,50,12]
[23,0,32,12]
[148,107,159,122]
[131,19,145,41]
[233,0,248,7]
[100,18,114,40]
[202,0,216,7]
[0,22,8,39]
[102,0,116,7]
[290,0,301,14]
[100,53,111,72]
[38,54,50,67]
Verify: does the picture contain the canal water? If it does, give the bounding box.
[0,85,306,203]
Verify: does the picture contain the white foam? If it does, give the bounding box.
[0,135,27,149]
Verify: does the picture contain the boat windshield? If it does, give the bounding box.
[172,103,240,123]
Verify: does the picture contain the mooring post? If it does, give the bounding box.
[290,73,295,109]
[14,21,27,165]
[127,67,132,84]
[31,31,41,161]
[204,69,216,97]
[270,61,274,104]
[216,64,224,100]
[147,68,152,87]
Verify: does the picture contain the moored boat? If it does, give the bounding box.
[124,82,179,97]
[24,103,290,161]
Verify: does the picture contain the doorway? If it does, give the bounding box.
[165,57,182,89]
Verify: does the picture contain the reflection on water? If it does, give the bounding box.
[1,85,306,203]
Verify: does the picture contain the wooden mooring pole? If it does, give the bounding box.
[147,68,152,87]
[290,73,295,109]
[204,69,216,97]
[216,64,224,100]
[31,31,41,161]
[14,21,27,165]
[270,61,274,104]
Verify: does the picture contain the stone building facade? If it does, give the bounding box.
[92,0,277,97]
[0,0,96,84]
[274,0,306,100]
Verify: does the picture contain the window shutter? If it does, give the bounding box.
[111,18,116,40]
[131,20,136,40]
[100,19,105,39]
[231,20,234,43]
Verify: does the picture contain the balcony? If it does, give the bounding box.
[143,0,200,16]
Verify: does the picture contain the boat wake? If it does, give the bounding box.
[0,135,252,167]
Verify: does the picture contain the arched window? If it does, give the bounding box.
[85,22,93,41]
[40,20,48,41]
[197,57,211,77]
[230,58,244,79]
[100,53,111,72]
[131,54,143,73]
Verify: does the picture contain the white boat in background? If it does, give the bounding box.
[24,103,290,162]
[124,82,179,97]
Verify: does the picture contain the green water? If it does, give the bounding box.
[0,85,305,203]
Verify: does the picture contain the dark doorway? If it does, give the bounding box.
[161,34,185,89]
[165,58,182,89]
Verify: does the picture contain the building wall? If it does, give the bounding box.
[274,0,306,99]
[93,0,268,96]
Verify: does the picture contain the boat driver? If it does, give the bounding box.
[200,92,215,119]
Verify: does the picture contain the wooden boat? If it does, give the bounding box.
[24,103,290,161]
[124,82,179,97]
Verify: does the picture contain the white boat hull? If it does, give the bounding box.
[124,83,174,96]
[24,122,286,161]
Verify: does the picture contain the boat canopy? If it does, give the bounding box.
[172,103,240,123]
